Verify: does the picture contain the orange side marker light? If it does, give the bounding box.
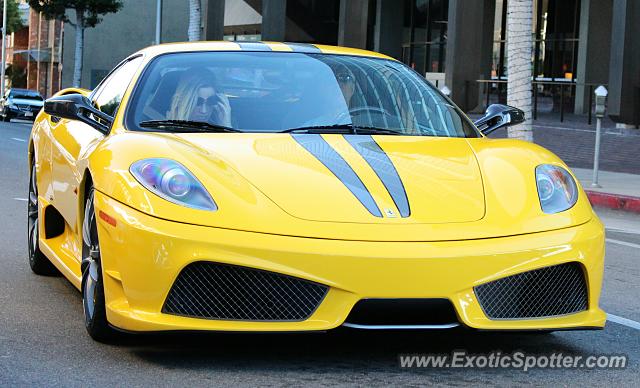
[99,210,117,227]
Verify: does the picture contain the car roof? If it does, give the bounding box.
[134,41,395,61]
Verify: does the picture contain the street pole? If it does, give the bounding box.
[592,86,608,188]
[1,0,8,98]
[155,0,162,45]
[592,116,602,187]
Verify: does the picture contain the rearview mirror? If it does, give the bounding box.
[44,93,112,133]
[474,104,525,135]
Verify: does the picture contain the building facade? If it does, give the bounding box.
[5,1,63,97]
[59,0,639,125]
[26,10,63,97]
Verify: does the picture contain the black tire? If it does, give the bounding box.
[81,188,116,342]
[28,163,58,275]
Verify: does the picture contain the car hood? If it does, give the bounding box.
[173,133,485,224]
[10,98,43,106]
[92,132,593,241]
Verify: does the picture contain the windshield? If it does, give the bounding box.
[10,90,43,101]
[126,51,478,137]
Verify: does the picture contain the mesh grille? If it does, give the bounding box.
[163,262,329,321]
[474,262,588,319]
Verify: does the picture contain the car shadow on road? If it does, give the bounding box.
[39,271,608,375]
[43,273,608,375]
[117,328,588,371]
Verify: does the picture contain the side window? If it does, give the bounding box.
[92,56,143,118]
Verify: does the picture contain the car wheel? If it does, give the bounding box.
[28,163,58,275]
[82,188,116,342]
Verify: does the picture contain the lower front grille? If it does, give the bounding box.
[344,298,459,326]
[474,262,588,320]
[163,261,329,321]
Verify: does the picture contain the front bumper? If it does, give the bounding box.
[95,191,606,333]
[6,106,38,119]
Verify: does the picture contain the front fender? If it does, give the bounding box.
[466,137,593,230]
[87,131,287,232]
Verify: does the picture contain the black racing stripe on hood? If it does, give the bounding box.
[344,135,411,217]
[292,134,383,217]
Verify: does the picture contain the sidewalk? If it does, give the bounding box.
[572,168,640,214]
[483,112,640,174]
[534,116,640,213]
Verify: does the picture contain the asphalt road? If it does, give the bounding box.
[1,120,638,386]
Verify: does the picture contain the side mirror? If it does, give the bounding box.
[44,93,112,133]
[474,104,525,135]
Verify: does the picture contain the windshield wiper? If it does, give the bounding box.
[349,126,404,135]
[280,124,357,134]
[139,120,241,133]
[281,124,402,135]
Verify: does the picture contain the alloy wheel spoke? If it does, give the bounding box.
[29,192,37,206]
[84,272,96,318]
[28,165,40,259]
[82,190,100,322]
[30,222,37,252]
[31,169,37,195]
[27,222,33,253]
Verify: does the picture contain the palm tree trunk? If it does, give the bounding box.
[188,0,202,41]
[506,0,533,141]
[72,9,85,87]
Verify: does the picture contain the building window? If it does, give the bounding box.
[488,0,581,114]
[401,0,449,75]
[492,0,581,81]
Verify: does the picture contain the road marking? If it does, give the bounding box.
[606,238,640,249]
[607,313,640,331]
[13,198,27,202]
[607,228,640,236]
[11,137,26,142]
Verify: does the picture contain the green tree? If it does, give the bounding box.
[6,63,26,88]
[1,0,25,34]
[27,0,123,87]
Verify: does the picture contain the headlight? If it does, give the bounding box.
[535,164,578,214]
[130,158,217,211]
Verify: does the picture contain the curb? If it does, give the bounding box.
[585,191,640,214]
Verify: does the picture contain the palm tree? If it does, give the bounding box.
[506,0,533,141]
[188,0,202,41]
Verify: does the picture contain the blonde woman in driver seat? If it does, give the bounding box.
[168,72,232,127]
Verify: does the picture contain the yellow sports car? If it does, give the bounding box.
[28,42,605,342]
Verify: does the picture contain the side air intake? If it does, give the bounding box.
[163,261,328,321]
